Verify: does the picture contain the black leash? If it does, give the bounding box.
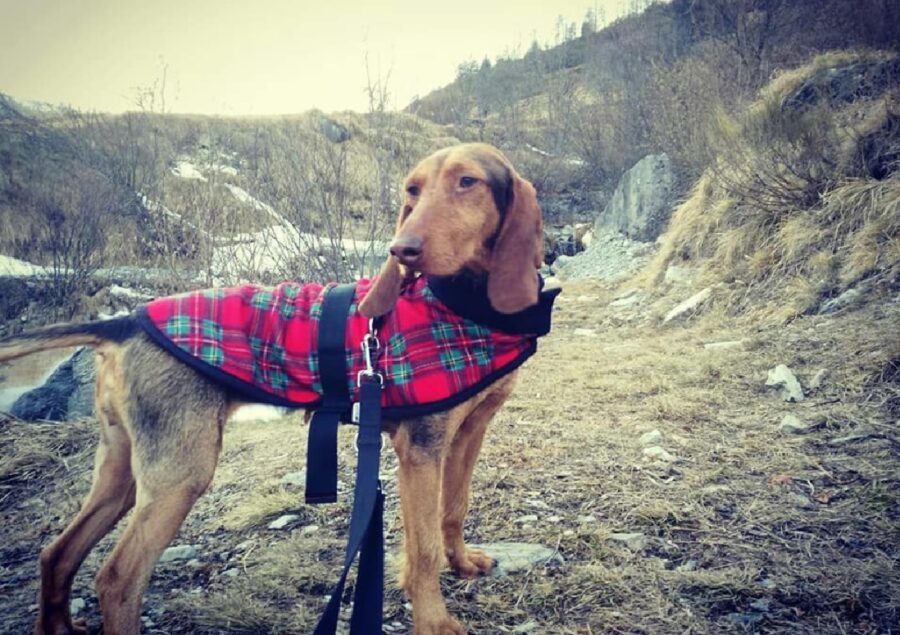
[306,284,385,634]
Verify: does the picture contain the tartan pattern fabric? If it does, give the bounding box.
[141,277,541,410]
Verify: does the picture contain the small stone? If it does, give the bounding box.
[808,369,828,390]
[576,515,597,524]
[280,471,307,487]
[607,532,648,551]
[643,446,676,462]
[780,414,810,434]
[302,524,320,535]
[546,515,562,523]
[470,542,564,577]
[268,514,301,530]
[516,514,539,524]
[69,598,86,616]
[639,429,663,446]
[573,328,598,338]
[786,492,814,509]
[663,287,712,323]
[159,544,198,563]
[765,365,805,402]
[703,340,744,351]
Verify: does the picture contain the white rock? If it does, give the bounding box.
[268,514,301,530]
[643,446,676,462]
[703,340,745,351]
[639,430,663,446]
[469,542,564,577]
[808,369,828,391]
[280,471,307,487]
[663,287,712,323]
[766,365,805,402]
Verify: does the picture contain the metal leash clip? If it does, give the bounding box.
[352,318,383,424]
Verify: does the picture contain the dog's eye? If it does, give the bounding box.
[406,185,420,197]
[459,176,478,188]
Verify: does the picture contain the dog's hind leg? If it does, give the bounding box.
[441,374,515,580]
[35,346,137,635]
[94,337,227,634]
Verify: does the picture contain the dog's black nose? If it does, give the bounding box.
[390,236,424,265]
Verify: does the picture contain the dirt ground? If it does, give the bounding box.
[1,279,897,634]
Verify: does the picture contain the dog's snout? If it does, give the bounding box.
[390,235,424,265]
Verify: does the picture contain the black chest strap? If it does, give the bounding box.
[305,283,385,634]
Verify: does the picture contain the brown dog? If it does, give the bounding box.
[0,143,546,635]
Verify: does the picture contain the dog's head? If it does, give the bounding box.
[359,143,544,317]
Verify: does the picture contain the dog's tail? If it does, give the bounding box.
[0,315,139,362]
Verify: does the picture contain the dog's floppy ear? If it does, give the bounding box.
[359,206,412,318]
[359,254,407,317]
[487,171,544,314]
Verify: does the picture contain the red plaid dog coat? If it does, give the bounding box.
[137,276,558,418]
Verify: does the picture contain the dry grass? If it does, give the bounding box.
[1,279,898,633]
[642,52,900,320]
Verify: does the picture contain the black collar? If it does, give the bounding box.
[426,273,560,336]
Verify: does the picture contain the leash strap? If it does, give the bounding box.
[305,284,355,505]
[306,283,385,634]
[313,375,384,635]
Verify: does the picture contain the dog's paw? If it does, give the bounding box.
[448,546,496,579]
[414,615,467,635]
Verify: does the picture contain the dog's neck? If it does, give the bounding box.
[425,270,557,336]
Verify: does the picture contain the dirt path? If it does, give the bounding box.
[1,280,897,633]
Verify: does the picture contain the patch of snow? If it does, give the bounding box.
[109,284,151,300]
[0,254,50,277]
[230,404,287,422]
[224,184,293,226]
[171,161,207,181]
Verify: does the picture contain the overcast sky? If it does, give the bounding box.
[0,0,634,116]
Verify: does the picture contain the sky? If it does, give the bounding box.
[0,0,634,116]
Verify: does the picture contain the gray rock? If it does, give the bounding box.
[663,287,712,324]
[639,430,663,446]
[319,117,350,143]
[159,544,199,563]
[469,542,564,577]
[268,514,301,530]
[595,153,676,242]
[607,532,648,551]
[780,414,810,434]
[11,347,96,421]
[766,365,805,402]
[819,287,865,314]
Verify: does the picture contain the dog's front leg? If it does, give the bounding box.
[391,420,466,635]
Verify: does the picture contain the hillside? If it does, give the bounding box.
[408,0,899,201]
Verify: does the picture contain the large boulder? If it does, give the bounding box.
[11,347,96,421]
[595,153,676,242]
